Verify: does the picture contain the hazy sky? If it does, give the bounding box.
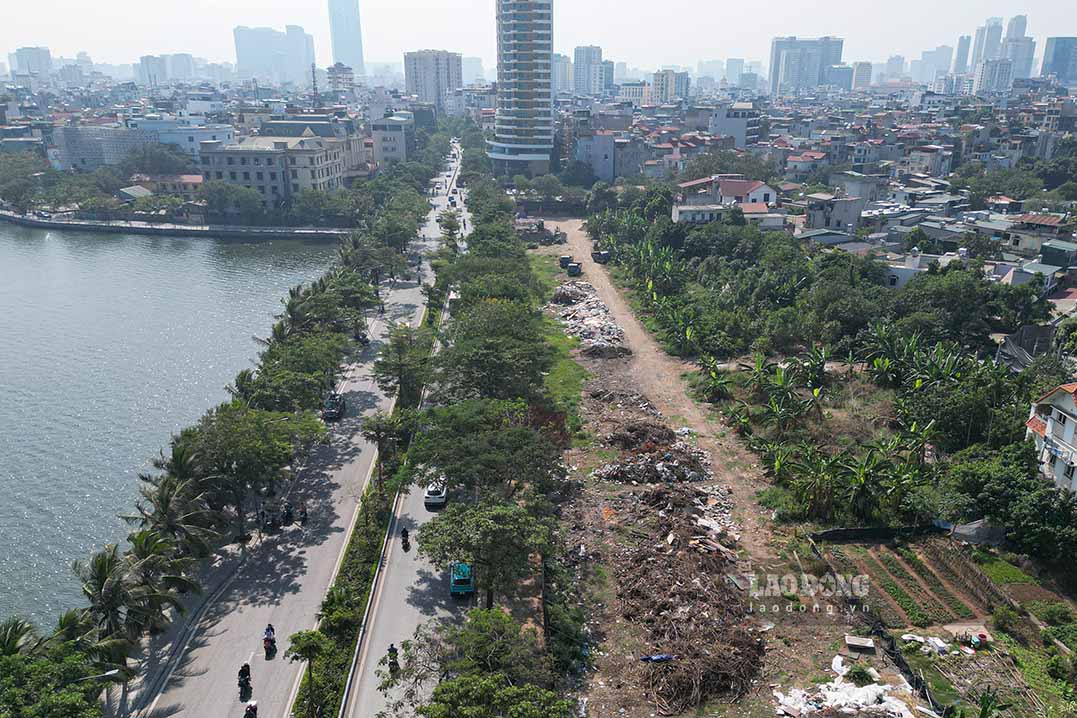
[3,0,1073,72]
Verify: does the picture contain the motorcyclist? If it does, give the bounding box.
[264,624,275,641]
[400,527,409,543]
[244,701,258,718]
[299,502,308,525]
[238,663,251,682]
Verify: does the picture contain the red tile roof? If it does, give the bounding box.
[1035,382,1077,404]
[740,202,770,214]
[1025,416,1047,438]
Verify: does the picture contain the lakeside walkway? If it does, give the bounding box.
[0,209,351,241]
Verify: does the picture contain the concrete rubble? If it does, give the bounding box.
[548,281,631,358]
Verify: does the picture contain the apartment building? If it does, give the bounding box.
[708,102,761,148]
[404,49,463,109]
[1027,383,1077,492]
[53,124,157,170]
[371,114,416,166]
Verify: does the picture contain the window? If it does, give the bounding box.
[256,172,263,181]
[216,172,223,179]
[1066,465,1075,479]
[291,170,298,179]
[243,172,250,180]
[764,193,771,202]
[241,157,248,166]
[292,184,299,193]
[254,158,261,166]
[229,171,237,180]
[1057,411,1068,426]
[270,172,277,180]
[257,186,265,194]
[1049,454,1058,466]
[290,157,297,165]
[188,136,194,143]
[889,275,898,287]
[227,157,235,165]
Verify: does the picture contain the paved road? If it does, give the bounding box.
[342,155,474,717]
[123,146,467,718]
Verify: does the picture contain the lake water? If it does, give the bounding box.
[0,225,336,625]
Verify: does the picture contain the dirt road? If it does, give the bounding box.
[544,218,774,564]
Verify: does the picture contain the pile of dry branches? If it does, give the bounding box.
[610,486,763,715]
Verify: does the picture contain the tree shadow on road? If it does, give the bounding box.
[406,566,468,618]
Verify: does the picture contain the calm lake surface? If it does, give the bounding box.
[0,225,335,624]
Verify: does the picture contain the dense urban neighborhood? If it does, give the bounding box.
[3,2,1077,718]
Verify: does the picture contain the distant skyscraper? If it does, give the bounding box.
[552,53,573,94]
[462,57,485,84]
[697,59,723,80]
[1006,15,1027,40]
[137,55,168,86]
[851,62,873,89]
[488,0,554,177]
[1002,15,1036,79]
[725,58,745,84]
[973,57,1013,94]
[768,37,842,95]
[573,45,602,95]
[14,47,52,76]
[233,25,314,86]
[971,18,1003,66]
[885,55,905,79]
[328,0,365,77]
[954,35,972,74]
[404,50,462,108]
[1041,37,1077,83]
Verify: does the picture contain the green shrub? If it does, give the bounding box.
[993,604,1019,632]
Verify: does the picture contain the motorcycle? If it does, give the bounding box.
[263,636,276,659]
[244,702,258,718]
[400,528,411,553]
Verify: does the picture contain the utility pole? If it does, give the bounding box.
[311,63,318,110]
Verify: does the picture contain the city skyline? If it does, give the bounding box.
[4,0,1074,75]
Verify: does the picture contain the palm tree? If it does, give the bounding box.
[126,475,217,558]
[0,617,39,656]
[73,545,137,640]
[285,630,335,717]
[125,530,200,633]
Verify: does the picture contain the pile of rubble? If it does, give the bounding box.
[607,420,676,449]
[608,485,759,715]
[592,439,711,484]
[588,387,661,418]
[548,281,630,358]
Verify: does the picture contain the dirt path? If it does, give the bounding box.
[544,218,774,564]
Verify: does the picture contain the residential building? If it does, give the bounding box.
[233,25,315,86]
[131,174,204,202]
[167,54,195,82]
[1026,383,1077,492]
[371,113,416,165]
[1042,38,1077,84]
[678,175,777,205]
[1002,15,1036,79]
[852,62,873,89]
[804,192,867,232]
[199,135,345,204]
[327,63,355,93]
[573,130,645,182]
[973,58,1014,94]
[124,114,235,159]
[552,53,573,94]
[444,84,498,118]
[708,102,761,148]
[328,0,365,77]
[769,36,844,94]
[573,45,603,95]
[953,35,972,74]
[404,49,463,109]
[652,70,690,103]
[488,0,554,177]
[53,125,157,171]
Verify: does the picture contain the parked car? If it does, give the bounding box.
[423,480,448,508]
[321,392,346,421]
[450,562,475,598]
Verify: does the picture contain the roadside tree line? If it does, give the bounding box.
[0,133,450,717]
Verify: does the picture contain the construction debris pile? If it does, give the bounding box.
[592,438,712,485]
[609,485,760,715]
[774,679,915,717]
[548,281,631,358]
